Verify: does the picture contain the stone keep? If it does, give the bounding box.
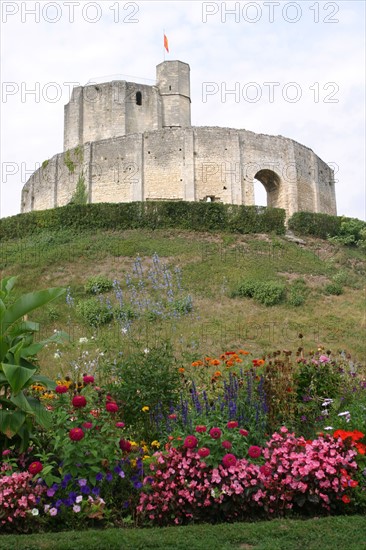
[21,60,337,218]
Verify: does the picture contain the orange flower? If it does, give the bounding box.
[252,359,265,367]
[225,360,234,367]
[213,371,222,377]
[204,357,212,362]
[235,358,243,363]
[191,360,203,367]
[238,350,250,355]
[209,359,221,366]
[178,367,185,373]
[355,443,366,455]
[220,354,226,360]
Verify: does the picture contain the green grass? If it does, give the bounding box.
[0,516,365,550]
[1,227,365,379]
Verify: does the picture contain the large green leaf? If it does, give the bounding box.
[10,392,36,414]
[27,397,52,429]
[2,287,66,333]
[32,373,56,390]
[1,363,36,394]
[0,409,26,438]
[0,276,17,295]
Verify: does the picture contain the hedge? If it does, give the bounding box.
[0,202,286,241]
[288,212,344,239]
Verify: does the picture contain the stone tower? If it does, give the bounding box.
[156,60,191,128]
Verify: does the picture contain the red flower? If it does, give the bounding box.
[209,427,222,439]
[259,464,271,476]
[105,402,119,413]
[222,454,237,468]
[222,440,232,450]
[83,375,95,385]
[239,429,249,437]
[119,439,132,452]
[195,425,207,433]
[227,421,238,429]
[72,395,87,408]
[28,461,43,475]
[169,414,177,420]
[55,385,68,394]
[83,422,93,429]
[184,435,198,449]
[342,494,351,504]
[115,422,125,428]
[69,428,85,441]
[198,447,210,458]
[248,445,262,458]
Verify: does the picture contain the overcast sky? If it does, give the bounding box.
[1,0,365,220]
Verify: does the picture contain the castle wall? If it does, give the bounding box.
[21,127,337,220]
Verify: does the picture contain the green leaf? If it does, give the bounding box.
[10,392,36,414]
[32,373,56,390]
[2,287,66,334]
[1,363,36,394]
[28,397,52,429]
[0,409,26,438]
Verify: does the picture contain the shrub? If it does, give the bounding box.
[76,298,113,326]
[288,279,307,307]
[328,219,366,247]
[85,275,113,294]
[253,281,286,306]
[324,282,343,296]
[288,212,342,239]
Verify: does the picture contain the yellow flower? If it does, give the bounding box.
[151,440,160,448]
[130,459,136,468]
[142,406,149,412]
[143,455,151,460]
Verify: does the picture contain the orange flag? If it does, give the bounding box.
[164,34,169,53]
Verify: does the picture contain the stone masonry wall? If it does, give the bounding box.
[21,127,337,219]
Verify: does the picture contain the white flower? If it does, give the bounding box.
[322,398,333,407]
[73,505,81,513]
[324,426,334,430]
[121,327,128,334]
[79,337,88,344]
[31,508,39,516]
[54,352,61,359]
[144,348,150,354]
[338,411,350,416]
[76,495,83,503]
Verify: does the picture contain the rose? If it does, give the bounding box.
[209,427,222,439]
[227,421,238,429]
[28,461,43,475]
[83,375,95,384]
[222,453,237,468]
[69,428,85,441]
[198,447,210,458]
[55,385,68,394]
[105,402,119,413]
[248,445,262,459]
[184,435,198,449]
[72,395,87,408]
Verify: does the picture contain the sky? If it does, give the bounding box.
[0,0,365,220]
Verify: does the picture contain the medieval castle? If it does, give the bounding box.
[21,60,337,218]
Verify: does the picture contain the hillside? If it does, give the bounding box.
[1,226,365,378]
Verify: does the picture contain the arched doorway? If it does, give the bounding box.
[253,169,281,208]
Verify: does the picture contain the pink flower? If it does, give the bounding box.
[69,428,85,441]
[28,462,43,475]
[222,454,237,468]
[198,447,210,458]
[319,355,330,363]
[72,395,87,408]
[248,445,262,459]
[195,425,207,433]
[55,385,68,394]
[115,422,125,428]
[227,420,239,429]
[222,440,232,450]
[239,429,248,436]
[184,435,198,449]
[209,427,222,439]
[83,375,95,384]
[105,401,119,413]
[2,449,11,456]
[259,464,271,476]
[82,422,93,429]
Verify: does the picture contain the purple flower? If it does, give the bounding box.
[78,478,87,487]
[55,499,63,508]
[133,481,142,489]
[92,487,100,496]
[96,472,103,481]
[119,470,125,478]
[81,485,90,494]
[106,473,113,482]
[47,488,56,497]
